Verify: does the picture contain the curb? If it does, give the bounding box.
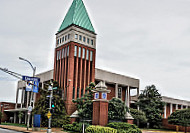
[0,127,31,133]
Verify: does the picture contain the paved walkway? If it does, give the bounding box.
[142,130,188,133]
[0,125,67,133]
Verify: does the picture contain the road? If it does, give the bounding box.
[0,128,23,133]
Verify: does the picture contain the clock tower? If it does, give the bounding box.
[53,0,96,115]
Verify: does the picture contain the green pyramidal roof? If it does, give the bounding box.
[58,0,95,33]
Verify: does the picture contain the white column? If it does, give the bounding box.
[15,86,19,109]
[164,104,167,118]
[14,112,16,123]
[176,104,178,110]
[21,88,25,108]
[115,83,118,98]
[170,103,173,115]
[181,105,183,109]
[126,86,130,108]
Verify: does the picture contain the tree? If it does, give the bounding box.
[18,111,24,124]
[136,85,165,128]
[33,81,70,127]
[0,111,2,124]
[129,108,147,128]
[108,97,127,121]
[168,109,190,133]
[73,82,95,120]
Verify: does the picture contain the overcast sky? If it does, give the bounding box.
[0,0,190,102]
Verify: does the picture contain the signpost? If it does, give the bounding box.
[47,111,52,119]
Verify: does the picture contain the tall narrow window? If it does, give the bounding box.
[64,47,67,57]
[77,87,80,98]
[118,87,122,99]
[67,46,69,56]
[57,39,59,44]
[86,50,89,60]
[78,47,81,58]
[90,51,93,61]
[57,51,59,60]
[79,35,82,41]
[62,36,64,42]
[82,48,85,59]
[59,50,61,59]
[83,36,86,42]
[68,34,70,39]
[87,38,90,44]
[60,38,62,44]
[72,87,75,99]
[91,40,94,45]
[62,49,64,58]
[65,35,67,41]
[74,46,77,57]
[75,34,78,39]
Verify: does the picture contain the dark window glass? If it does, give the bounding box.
[79,35,82,41]
[72,87,75,99]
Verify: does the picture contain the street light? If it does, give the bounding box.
[19,57,36,130]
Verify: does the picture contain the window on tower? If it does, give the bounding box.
[78,47,81,58]
[62,49,64,58]
[72,87,75,99]
[65,35,67,41]
[64,47,67,57]
[68,34,70,39]
[90,51,93,61]
[74,46,77,57]
[82,48,85,59]
[62,36,64,42]
[57,51,59,60]
[79,35,82,41]
[57,39,59,45]
[75,34,78,39]
[67,46,69,56]
[83,36,86,42]
[87,38,90,44]
[91,40,94,45]
[59,50,61,59]
[60,38,62,44]
[77,87,79,98]
[86,50,89,60]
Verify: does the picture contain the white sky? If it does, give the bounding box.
[0,0,190,102]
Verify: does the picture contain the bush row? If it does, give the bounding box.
[86,125,117,133]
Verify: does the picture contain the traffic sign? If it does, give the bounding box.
[47,111,52,119]
[52,87,57,90]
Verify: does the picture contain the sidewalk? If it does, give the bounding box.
[0,125,67,133]
[142,129,188,133]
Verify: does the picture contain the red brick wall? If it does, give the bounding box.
[162,119,190,132]
[53,41,96,115]
[0,102,15,122]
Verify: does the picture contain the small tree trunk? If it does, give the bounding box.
[185,126,187,133]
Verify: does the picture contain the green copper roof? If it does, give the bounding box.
[58,0,95,33]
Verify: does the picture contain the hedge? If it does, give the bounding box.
[107,122,142,133]
[86,125,117,133]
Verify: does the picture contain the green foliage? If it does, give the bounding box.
[33,80,70,127]
[1,122,27,127]
[73,82,95,120]
[136,85,165,128]
[107,122,142,133]
[18,111,24,119]
[0,111,2,119]
[108,98,127,121]
[129,108,147,127]
[86,125,117,133]
[63,122,90,133]
[168,109,190,127]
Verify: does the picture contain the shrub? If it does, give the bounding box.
[63,122,90,133]
[129,108,147,127]
[86,125,117,133]
[107,122,142,133]
[108,98,128,121]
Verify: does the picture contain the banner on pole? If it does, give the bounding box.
[23,76,40,93]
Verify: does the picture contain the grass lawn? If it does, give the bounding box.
[1,122,27,128]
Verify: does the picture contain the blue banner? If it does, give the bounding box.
[23,76,40,93]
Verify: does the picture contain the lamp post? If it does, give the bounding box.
[19,57,36,130]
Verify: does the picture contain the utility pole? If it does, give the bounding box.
[47,83,53,133]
